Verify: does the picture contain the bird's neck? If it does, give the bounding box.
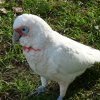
[33,31,55,52]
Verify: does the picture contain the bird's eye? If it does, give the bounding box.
[22,27,29,34]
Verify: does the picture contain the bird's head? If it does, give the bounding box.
[12,14,52,47]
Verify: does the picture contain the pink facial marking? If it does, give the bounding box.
[23,46,41,52]
[15,28,28,37]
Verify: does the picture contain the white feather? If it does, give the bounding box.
[13,14,100,100]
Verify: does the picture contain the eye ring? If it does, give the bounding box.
[22,26,29,34]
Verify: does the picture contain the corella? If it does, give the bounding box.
[13,14,100,100]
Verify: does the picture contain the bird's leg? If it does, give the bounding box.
[36,76,48,94]
[29,77,48,96]
[57,82,68,100]
[30,76,48,96]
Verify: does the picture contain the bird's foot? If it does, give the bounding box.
[57,96,63,100]
[29,86,46,96]
[36,85,46,94]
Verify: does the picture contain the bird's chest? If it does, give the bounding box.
[24,50,42,61]
[23,50,47,75]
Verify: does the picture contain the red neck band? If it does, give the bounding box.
[23,46,41,52]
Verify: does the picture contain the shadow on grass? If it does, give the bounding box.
[65,63,100,99]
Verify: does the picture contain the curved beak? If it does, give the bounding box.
[12,30,21,43]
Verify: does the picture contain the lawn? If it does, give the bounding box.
[0,0,100,100]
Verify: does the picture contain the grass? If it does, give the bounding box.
[0,0,100,100]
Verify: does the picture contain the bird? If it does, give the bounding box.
[12,14,100,100]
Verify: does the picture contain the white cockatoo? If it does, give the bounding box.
[13,14,100,100]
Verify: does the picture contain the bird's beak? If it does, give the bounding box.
[12,30,21,43]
